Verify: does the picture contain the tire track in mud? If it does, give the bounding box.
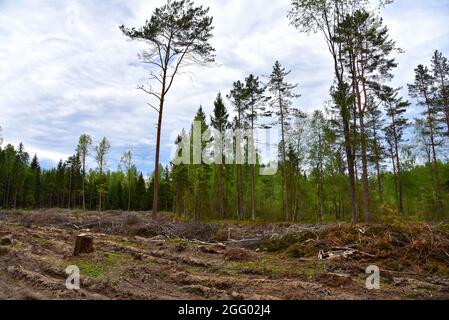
[1,220,448,300]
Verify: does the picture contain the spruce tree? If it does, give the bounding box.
[210,93,229,218]
[228,81,247,220]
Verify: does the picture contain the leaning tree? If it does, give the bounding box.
[120,0,215,218]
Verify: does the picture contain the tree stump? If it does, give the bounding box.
[73,233,94,256]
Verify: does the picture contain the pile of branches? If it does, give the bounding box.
[262,222,449,274]
[124,220,219,241]
[19,209,76,226]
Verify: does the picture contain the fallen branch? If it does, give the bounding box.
[189,239,226,248]
[226,238,264,249]
[332,246,376,258]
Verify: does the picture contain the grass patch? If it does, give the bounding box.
[11,240,25,251]
[32,235,49,246]
[64,252,133,280]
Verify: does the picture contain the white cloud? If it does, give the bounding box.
[0,0,448,173]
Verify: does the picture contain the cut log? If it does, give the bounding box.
[227,238,264,249]
[73,233,94,256]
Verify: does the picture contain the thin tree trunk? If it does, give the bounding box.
[389,145,399,206]
[375,158,383,202]
[373,127,383,202]
[235,107,244,221]
[128,174,131,211]
[343,122,358,224]
[424,92,442,209]
[68,170,72,209]
[445,110,449,135]
[251,164,256,221]
[152,41,170,219]
[82,157,86,211]
[98,191,102,212]
[354,54,372,224]
[237,164,244,220]
[278,91,289,222]
[152,95,165,219]
[390,114,404,213]
[358,116,372,223]
[326,19,358,224]
[438,74,449,134]
[218,164,225,218]
[250,115,256,221]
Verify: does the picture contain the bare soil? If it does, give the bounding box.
[0,209,448,300]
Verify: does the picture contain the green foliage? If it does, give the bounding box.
[1,3,449,226]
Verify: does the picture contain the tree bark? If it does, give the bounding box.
[278,90,289,222]
[323,8,358,224]
[218,164,225,218]
[390,113,404,213]
[82,158,86,211]
[152,95,165,219]
[353,49,372,223]
[250,114,256,221]
[73,234,94,256]
[128,174,131,211]
[372,123,383,202]
[426,102,441,207]
[236,109,244,221]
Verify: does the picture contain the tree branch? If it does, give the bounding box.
[147,103,160,113]
[138,85,162,101]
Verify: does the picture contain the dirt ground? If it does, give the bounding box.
[0,209,448,300]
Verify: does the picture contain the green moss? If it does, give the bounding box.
[4,223,24,230]
[64,252,133,280]
[32,235,49,246]
[403,289,431,299]
[75,258,103,278]
[11,240,25,251]
[301,261,328,276]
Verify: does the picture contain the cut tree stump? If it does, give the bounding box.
[73,233,94,256]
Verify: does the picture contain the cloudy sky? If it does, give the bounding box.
[1,0,448,174]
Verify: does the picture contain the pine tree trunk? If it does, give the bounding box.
[424,93,442,210]
[128,174,131,212]
[251,164,256,221]
[353,53,372,224]
[68,171,72,209]
[390,146,399,210]
[152,96,164,219]
[82,157,86,211]
[250,115,256,222]
[391,116,404,213]
[98,191,102,212]
[375,158,383,203]
[438,75,449,135]
[237,164,244,220]
[373,129,383,202]
[278,91,289,222]
[358,115,372,223]
[445,110,449,135]
[343,122,358,224]
[218,164,225,218]
[236,109,244,221]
